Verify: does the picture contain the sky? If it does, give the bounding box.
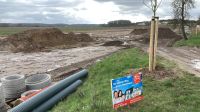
[0,0,199,24]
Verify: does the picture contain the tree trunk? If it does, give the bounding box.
[181,0,188,40]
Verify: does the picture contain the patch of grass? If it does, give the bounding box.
[0,26,109,36]
[174,34,200,47]
[0,27,31,36]
[51,48,200,112]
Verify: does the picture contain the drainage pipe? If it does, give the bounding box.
[33,80,82,112]
[10,69,88,112]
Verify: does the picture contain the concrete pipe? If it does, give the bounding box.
[10,69,88,112]
[1,75,26,99]
[25,74,51,90]
[33,80,82,112]
[0,83,6,112]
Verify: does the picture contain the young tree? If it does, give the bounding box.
[172,0,195,40]
[143,0,163,17]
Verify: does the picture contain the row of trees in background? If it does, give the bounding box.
[107,20,132,27]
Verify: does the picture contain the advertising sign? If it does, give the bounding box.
[111,73,143,109]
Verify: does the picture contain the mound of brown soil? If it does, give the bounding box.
[130,29,148,35]
[130,28,182,46]
[67,32,93,42]
[0,28,93,52]
[102,40,124,46]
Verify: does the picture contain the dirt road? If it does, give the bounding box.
[157,47,200,76]
[0,45,122,78]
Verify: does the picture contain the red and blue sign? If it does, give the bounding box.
[111,72,143,109]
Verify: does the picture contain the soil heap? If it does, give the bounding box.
[0,28,93,52]
[130,27,182,46]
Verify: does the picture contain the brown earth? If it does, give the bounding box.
[102,40,124,46]
[141,66,176,80]
[130,28,148,35]
[0,28,93,53]
[129,28,182,46]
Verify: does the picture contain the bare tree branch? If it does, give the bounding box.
[143,0,163,17]
[172,0,195,40]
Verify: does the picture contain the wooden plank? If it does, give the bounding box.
[153,17,159,70]
[149,18,155,71]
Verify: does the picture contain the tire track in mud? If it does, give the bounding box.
[157,47,200,76]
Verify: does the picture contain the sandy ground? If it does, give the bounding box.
[157,47,200,76]
[0,45,121,78]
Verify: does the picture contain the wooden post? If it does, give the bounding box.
[196,25,200,36]
[149,18,155,71]
[153,17,159,70]
[196,25,199,36]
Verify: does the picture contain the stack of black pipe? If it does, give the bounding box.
[9,69,88,112]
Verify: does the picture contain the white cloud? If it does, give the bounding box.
[0,0,199,24]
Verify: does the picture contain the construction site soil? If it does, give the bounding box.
[129,28,182,46]
[0,28,93,53]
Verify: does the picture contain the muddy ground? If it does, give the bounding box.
[0,27,199,80]
[0,46,121,78]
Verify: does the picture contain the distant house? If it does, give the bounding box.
[184,25,191,34]
[137,22,146,26]
[160,21,169,25]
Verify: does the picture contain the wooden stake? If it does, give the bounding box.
[153,17,159,70]
[149,18,155,72]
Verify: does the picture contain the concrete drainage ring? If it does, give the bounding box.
[1,75,25,99]
[1,75,25,83]
[25,74,51,90]
[0,83,5,108]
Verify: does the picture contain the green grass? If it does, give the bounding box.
[51,48,200,112]
[174,34,200,47]
[0,27,103,36]
[0,26,111,36]
[0,27,32,36]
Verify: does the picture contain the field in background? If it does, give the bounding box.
[51,48,200,112]
[0,26,134,36]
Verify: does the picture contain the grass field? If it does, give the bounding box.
[0,27,102,36]
[0,26,113,36]
[174,34,200,47]
[51,48,200,112]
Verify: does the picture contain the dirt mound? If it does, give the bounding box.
[67,32,93,42]
[130,29,148,35]
[130,28,182,46]
[102,40,124,46]
[0,28,93,52]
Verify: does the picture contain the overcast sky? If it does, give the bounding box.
[0,0,199,24]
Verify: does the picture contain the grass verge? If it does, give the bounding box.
[174,34,200,47]
[51,48,200,112]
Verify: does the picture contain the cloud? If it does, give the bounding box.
[95,0,199,20]
[0,0,199,24]
[0,0,86,24]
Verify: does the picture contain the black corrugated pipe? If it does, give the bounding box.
[10,69,88,112]
[33,80,82,112]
